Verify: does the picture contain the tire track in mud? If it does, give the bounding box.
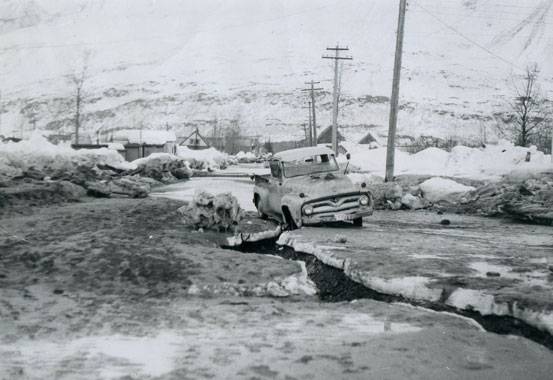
[226,237,553,351]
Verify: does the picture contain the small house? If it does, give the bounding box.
[316,126,345,145]
[180,128,210,150]
[112,129,177,161]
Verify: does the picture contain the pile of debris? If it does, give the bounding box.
[461,171,553,225]
[1,137,196,207]
[178,190,243,232]
[130,153,193,182]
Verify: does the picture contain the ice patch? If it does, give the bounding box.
[446,288,506,316]
[0,332,181,379]
[347,273,442,302]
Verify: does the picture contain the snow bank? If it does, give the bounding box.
[0,134,135,181]
[235,151,257,163]
[343,140,552,180]
[177,146,231,170]
[419,177,475,203]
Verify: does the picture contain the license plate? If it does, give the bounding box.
[335,214,348,221]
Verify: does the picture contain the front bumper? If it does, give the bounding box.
[302,208,373,225]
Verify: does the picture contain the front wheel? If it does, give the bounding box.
[282,208,298,230]
[353,217,363,227]
[254,199,268,220]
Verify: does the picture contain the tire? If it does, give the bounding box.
[282,208,298,230]
[254,197,268,220]
[353,217,363,227]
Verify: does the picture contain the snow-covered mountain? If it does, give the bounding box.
[0,0,552,143]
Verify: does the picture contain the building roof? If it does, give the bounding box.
[274,146,335,162]
[112,129,177,145]
[316,126,345,144]
[180,128,210,148]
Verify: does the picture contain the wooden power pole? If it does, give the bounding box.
[323,45,352,156]
[385,0,407,182]
[301,102,313,146]
[302,81,323,146]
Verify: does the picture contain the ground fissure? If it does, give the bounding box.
[228,237,553,351]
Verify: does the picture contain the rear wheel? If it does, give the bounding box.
[353,217,363,227]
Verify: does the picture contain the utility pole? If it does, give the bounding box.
[323,45,352,156]
[385,0,407,182]
[301,123,309,146]
[301,101,313,146]
[302,81,323,146]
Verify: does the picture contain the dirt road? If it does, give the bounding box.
[1,185,553,379]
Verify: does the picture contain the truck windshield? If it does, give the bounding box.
[282,154,339,178]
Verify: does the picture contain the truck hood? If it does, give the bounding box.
[283,172,358,199]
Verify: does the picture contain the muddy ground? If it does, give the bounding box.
[1,196,553,379]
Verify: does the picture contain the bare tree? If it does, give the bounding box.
[69,51,90,144]
[224,119,242,155]
[505,64,550,148]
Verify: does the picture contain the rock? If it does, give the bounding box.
[132,154,190,183]
[387,199,402,210]
[486,271,501,277]
[519,185,534,196]
[24,167,46,181]
[171,166,193,180]
[408,185,422,197]
[85,181,111,198]
[420,177,475,204]
[111,177,150,198]
[401,193,426,210]
[178,190,243,231]
[55,181,86,201]
[385,184,403,201]
[440,219,451,225]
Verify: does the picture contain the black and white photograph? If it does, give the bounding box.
[1,0,553,379]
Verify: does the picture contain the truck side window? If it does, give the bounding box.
[270,161,281,178]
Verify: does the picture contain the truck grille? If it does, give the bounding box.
[307,193,362,215]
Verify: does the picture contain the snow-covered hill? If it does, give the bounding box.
[0,0,552,143]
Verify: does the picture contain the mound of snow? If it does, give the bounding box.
[419,177,475,203]
[343,141,552,180]
[177,146,231,170]
[132,152,180,167]
[0,134,135,181]
[235,151,257,163]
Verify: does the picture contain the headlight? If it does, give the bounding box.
[303,205,314,215]
[359,195,370,206]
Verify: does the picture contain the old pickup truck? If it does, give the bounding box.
[252,146,374,229]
